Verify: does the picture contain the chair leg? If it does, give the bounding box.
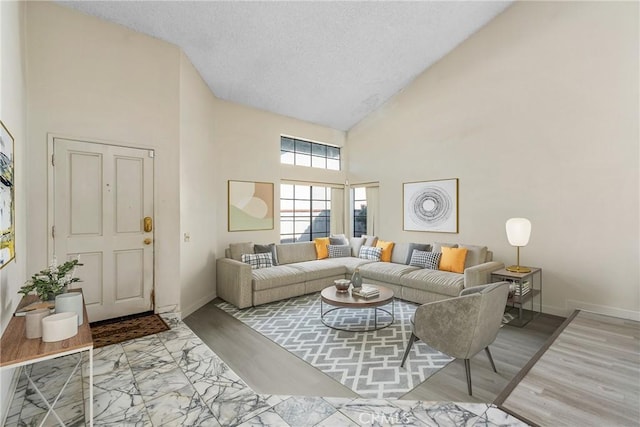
[400,333,417,367]
[485,347,497,373]
[464,359,472,396]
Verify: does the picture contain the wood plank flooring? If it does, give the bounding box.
[499,311,640,427]
[184,299,564,403]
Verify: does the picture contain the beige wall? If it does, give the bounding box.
[0,1,27,421]
[179,53,218,317]
[25,2,182,314]
[212,98,346,256]
[348,1,639,319]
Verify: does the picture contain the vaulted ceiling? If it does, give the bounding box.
[58,1,512,131]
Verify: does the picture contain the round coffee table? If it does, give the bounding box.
[320,284,394,332]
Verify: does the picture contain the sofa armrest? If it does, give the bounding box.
[464,261,505,288]
[216,258,253,309]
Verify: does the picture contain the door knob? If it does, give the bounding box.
[144,238,152,245]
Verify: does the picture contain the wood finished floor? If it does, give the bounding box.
[500,311,640,427]
[184,299,564,404]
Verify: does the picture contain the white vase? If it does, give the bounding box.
[25,308,51,339]
[55,292,83,325]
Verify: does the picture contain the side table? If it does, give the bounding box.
[0,290,93,426]
[491,267,542,327]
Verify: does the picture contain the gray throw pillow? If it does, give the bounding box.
[409,250,441,270]
[230,242,254,261]
[254,243,279,266]
[328,244,351,258]
[362,235,378,247]
[359,245,382,261]
[432,242,458,253]
[405,243,431,264]
[241,253,273,269]
[329,234,349,245]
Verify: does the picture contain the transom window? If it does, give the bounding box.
[280,184,330,243]
[280,136,340,170]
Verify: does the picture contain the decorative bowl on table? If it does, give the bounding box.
[334,279,351,293]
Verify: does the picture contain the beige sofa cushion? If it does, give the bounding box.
[230,242,254,261]
[276,242,317,265]
[321,257,375,273]
[401,269,465,297]
[252,265,304,291]
[459,244,488,269]
[288,260,346,281]
[359,262,420,286]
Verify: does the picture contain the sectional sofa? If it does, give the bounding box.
[216,238,504,309]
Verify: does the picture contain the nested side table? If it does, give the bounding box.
[491,267,542,327]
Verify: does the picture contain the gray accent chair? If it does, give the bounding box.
[400,281,510,395]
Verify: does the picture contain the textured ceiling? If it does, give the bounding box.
[57,1,512,131]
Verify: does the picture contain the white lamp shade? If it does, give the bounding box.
[506,218,531,247]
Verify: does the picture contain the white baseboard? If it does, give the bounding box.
[566,299,640,322]
[181,291,217,319]
[541,303,570,318]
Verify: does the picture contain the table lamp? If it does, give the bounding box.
[505,218,531,273]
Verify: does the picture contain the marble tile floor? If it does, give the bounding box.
[3,314,527,427]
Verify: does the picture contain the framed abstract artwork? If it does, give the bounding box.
[0,120,15,268]
[228,180,274,232]
[403,178,458,233]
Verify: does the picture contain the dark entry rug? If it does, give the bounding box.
[90,311,170,348]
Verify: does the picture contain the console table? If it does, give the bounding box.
[491,267,542,327]
[0,291,93,426]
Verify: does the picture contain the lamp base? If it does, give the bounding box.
[506,265,532,273]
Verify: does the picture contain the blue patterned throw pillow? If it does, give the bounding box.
[241,252,273,269]
[328,244,351,258]
[358,245,382,261]
[409,250,441,270]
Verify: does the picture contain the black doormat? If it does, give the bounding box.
[90,311,170,348]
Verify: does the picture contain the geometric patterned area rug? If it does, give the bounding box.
[217,293,454,399]
[90,312,170,348]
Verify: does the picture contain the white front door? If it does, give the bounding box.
[53,138,154,322]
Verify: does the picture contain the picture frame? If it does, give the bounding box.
[0,120,15,268]
[228,180,274,232]
[403,178,458,233]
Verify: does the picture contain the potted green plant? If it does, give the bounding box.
[19,258,83,301]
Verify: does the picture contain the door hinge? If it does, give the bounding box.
[51,226,55,239]
[51,154,55,166]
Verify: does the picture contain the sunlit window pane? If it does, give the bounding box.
[312,186,327,200]
[312,156,326,169]
[296,153,311,167]
[280,183,332,243]
[280,151,294,164]
[327,159,340,170]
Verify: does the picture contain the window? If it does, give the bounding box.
[281,136,340,170]
[352,187,367,237]
[280,184,331,243]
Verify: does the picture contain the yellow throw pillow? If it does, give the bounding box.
[439,247,468,273]
[375,240,395,263]
[314,237,330,259]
